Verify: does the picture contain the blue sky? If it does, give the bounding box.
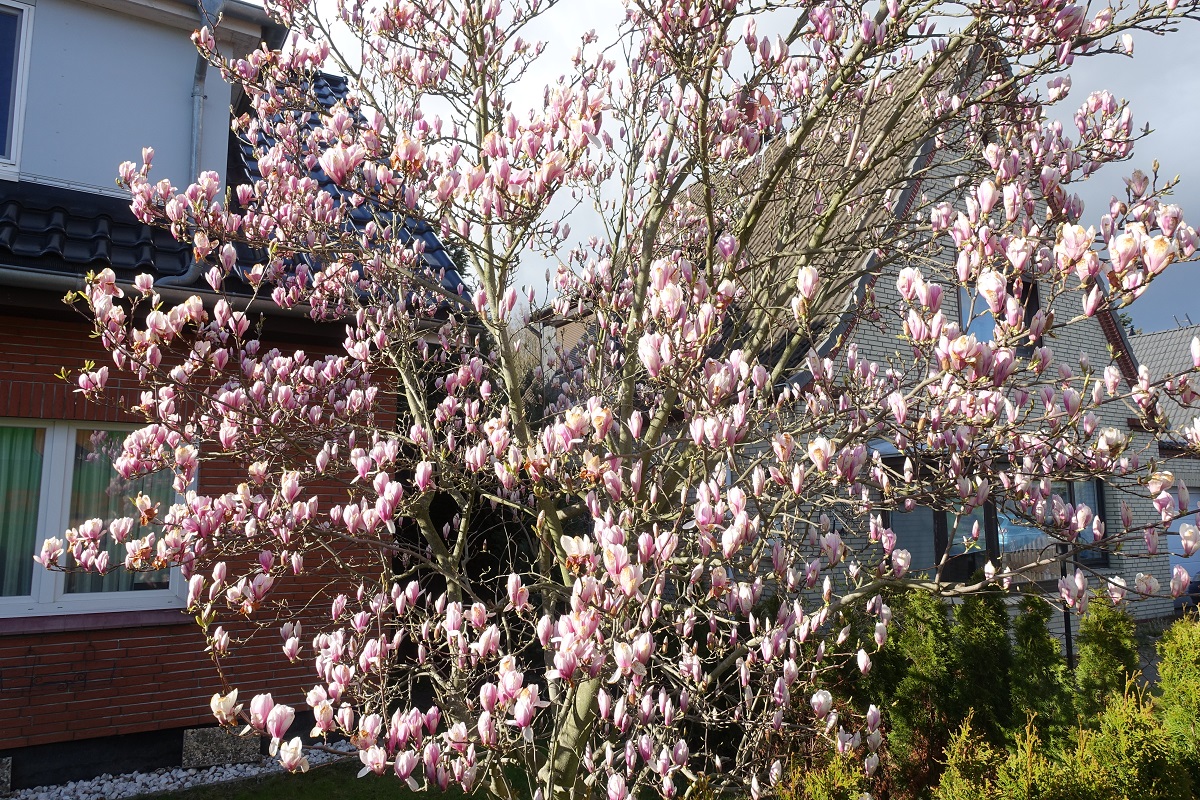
[1066,29,1200,333]
[514,7,1200,333]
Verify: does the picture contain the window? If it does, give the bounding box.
[0,421,185,617]
[959,278,1040,358]
[1168,486,1200,606]
[1053,480,1108,568]
[0,0,32,177]
[888,478,1107,582]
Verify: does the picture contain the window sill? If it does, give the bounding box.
[0,608,192,636]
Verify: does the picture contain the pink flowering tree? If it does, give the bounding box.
[45,0,1200,797]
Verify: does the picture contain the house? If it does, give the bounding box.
[0,0,461,789]
[727,50,1178,625]
[535,42,1176,640]
[1129,324,1200,608]
[0,0,301,789]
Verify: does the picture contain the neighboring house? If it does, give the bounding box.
[537,43,1175,637]
[0,0,459,789]
[1130,324,1200,608]
[758,81,1175,623]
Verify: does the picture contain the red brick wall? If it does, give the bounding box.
[0,297,345,750]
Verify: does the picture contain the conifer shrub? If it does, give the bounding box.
[1009,596,1076,744]
[1074,597,1138,719]
[950,589,1013,745]
[1154,614,1200,787]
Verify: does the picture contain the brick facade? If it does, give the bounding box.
[0,292,340,753]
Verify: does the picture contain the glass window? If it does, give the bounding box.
[996,510,1048,554]
[1168,488,1200,602]
[0,421,185,617]
[945,505,989,556]
[1050,480,1107,566]
[0,6,19,161]
[0,425,44,596]
[958,285,995,342]
[959,279,1039,356]
[890,505,940,576]
[64,430,173,594]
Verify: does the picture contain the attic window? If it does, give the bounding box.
[958,277,1040,357]
[0,0,32,176]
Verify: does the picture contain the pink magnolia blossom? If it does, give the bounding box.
[50,2,1200,797]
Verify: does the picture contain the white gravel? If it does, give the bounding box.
[9,741,356,800]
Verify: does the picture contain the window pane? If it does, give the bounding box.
[65,430,173,594]
[0,426,44,596]
[997,509,1052,579]
[891,506,939,576]
[1073,480,1098,549]
[947,506,986,555]
[996,511,1048,553]
[0,8,19,160]
[958,286,995,342]
[1169,488,1200,601]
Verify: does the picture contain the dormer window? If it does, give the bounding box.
[0,0,32,178]
[959,276,1040,358]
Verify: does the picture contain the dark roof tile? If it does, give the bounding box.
[0,71,464,304]
[1130,324,1200,433]
[0,182,192,279]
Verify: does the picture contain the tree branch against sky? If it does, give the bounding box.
[38,0,1200,798]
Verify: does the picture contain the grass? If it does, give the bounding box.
[141,760,466,800]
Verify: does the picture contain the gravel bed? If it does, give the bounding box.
[9,741,356,800]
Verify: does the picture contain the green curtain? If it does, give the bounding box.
[0,426,44,597]
[65,430,173,594]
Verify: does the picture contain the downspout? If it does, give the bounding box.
[159,0,225,288]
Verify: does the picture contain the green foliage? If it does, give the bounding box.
[826,602,1200,800]
[857,590,957,793]
[1157,612,1200,742]
[1074,598,1138,719]
[778,753,867,800]
[990,724,1115,800]
[950,589,1013,745]
[1157,613,1200,788]
[1009,596,1076,743]
[847,589,1013,793]
[933,675,1199,800]
[932,715,1000,800]
[1088,685,1193,800]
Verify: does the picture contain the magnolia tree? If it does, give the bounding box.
[43,0,1200,797]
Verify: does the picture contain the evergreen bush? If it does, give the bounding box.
[1074,597,1138,719]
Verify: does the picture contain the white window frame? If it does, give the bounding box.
[0,0,33,180]
[0,419,187,618]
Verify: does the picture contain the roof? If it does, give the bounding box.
[532,49,977,399]
[0,181,193,282]
[637,47,981,388]
[536,42,1139,402]
[0,71,466,309]
[228,72,467,306]
[1130,324,1200,432]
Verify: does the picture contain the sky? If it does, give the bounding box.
[514,6,1200,333]
[1061,28,1200,333]
[314,1,1200,333]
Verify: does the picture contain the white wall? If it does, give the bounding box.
[17,0,237,195]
